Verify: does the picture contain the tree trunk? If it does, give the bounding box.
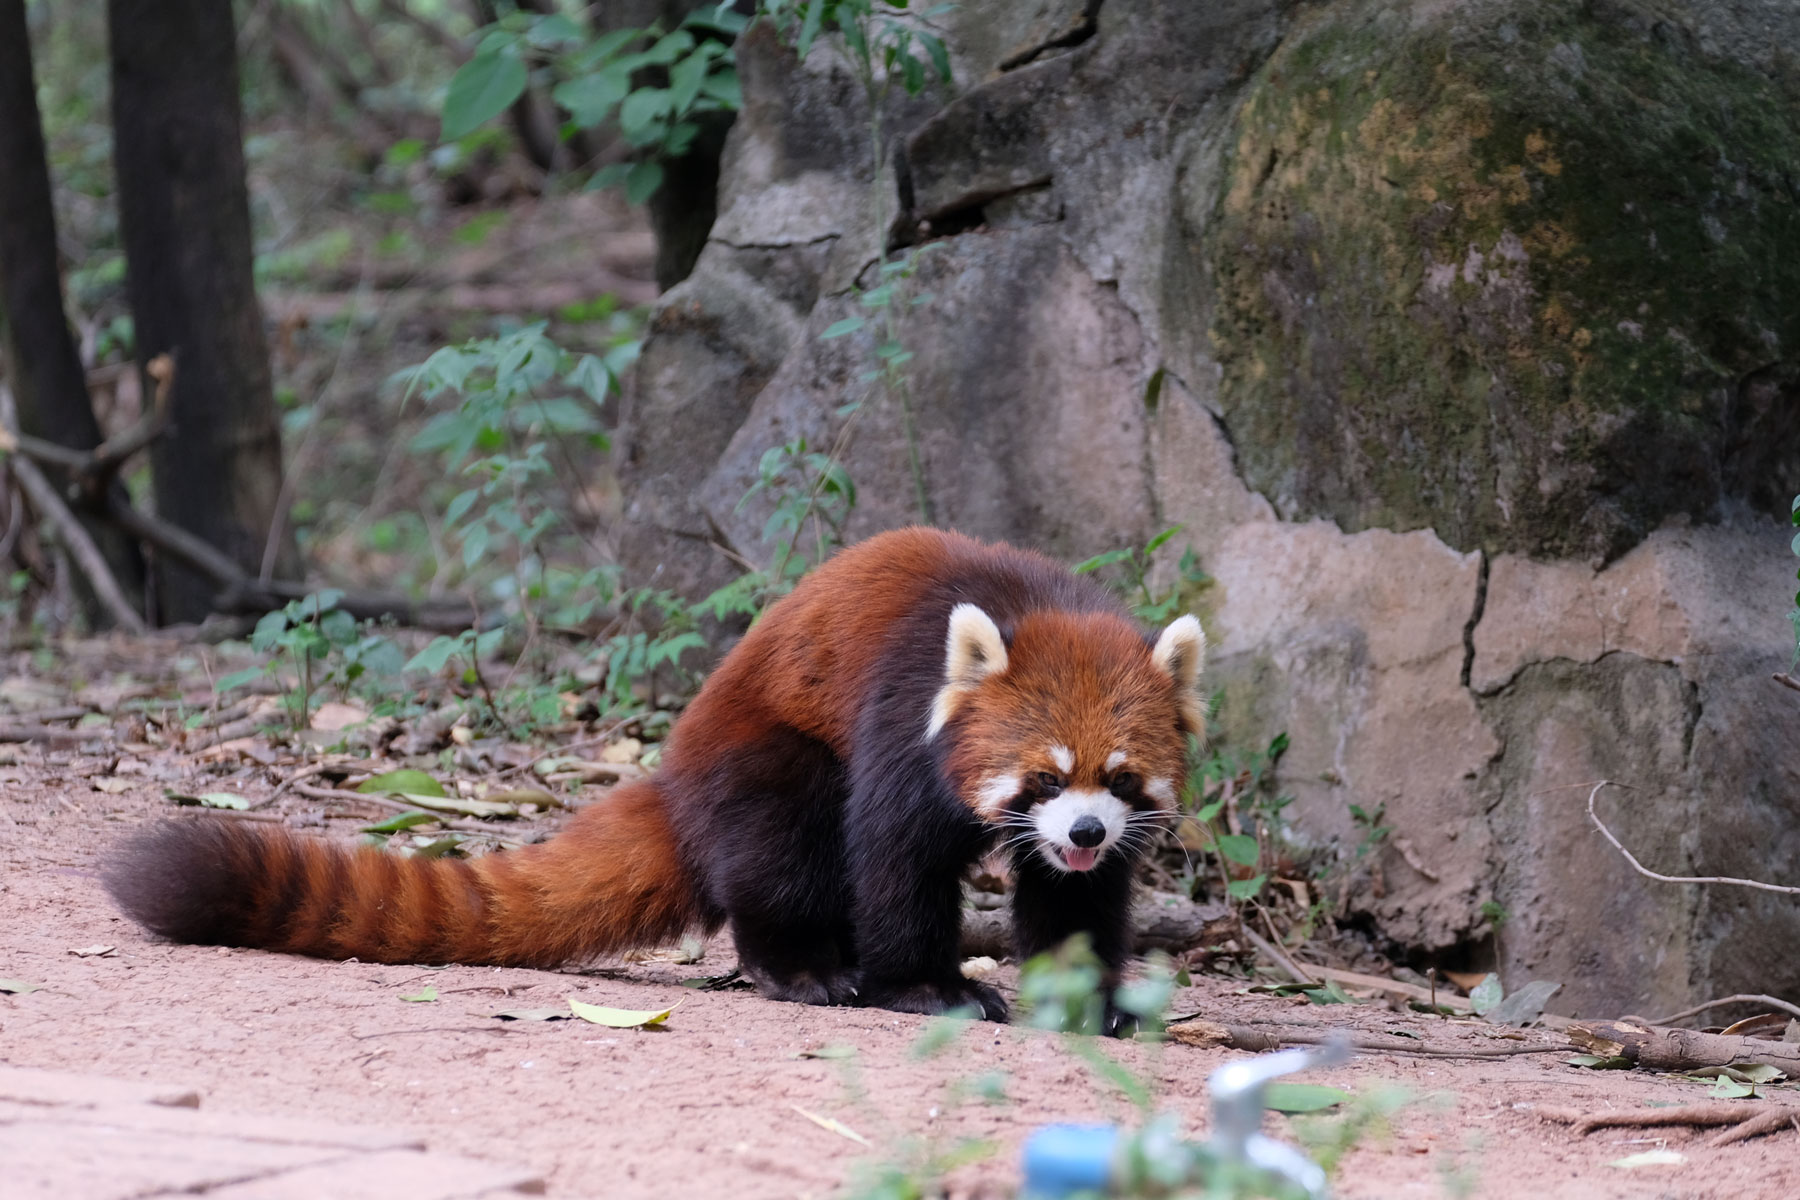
[0,0,147,624]
[108,0,298,623]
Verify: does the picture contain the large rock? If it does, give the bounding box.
[1198,0,1800,563]
[615,0,1800,1015]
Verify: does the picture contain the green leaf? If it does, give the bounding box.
[1264,1083,1351,1113]
[1214,833,1260,867]
[554,69,631,127]
[1566,1053,1634,1069]
[404,635,464,675]
[618,87,671,138]
[361,811,440,834]
[797,0,827,59]
[0,978,40,994]
[214,667,265,693]
[1225,874,1266,900]
[700,67,742,108]
[358,769,447,798]
[1144,525,1183,554]
[397,793,519,819]
[821,317,866,339]
[568,997,676,1027]
[1469,972,1504,1016]
[793,1044,857,1059]
[625,160,665,205]
[400,985,438,1003]
[441,50,528,142]
[165,790,251,810]
[1707,1074,1756,1099]
[919,31,951,82]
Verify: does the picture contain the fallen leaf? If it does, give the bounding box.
[1610,1150,1686,1169]
[68,945,116,958]
[404,835,465,859]
[493,1008,569,1022]
[400,986,438,1003]
[91,777,133,794]
[361,811,440,834]
[396,792,517,819]
[482,788,562,809]
[1469,973,1504,1017]
[0,979,41,994]
[357,769,446,798]
[790,1104,870,1146]
[568,997,675,1028]
[1263,1083,1351,1113]
[310,701,370,732]
[599,738,642,764]
[165,790,250,810]
[1707,1074,1756,1099]
[680,970,751,991]
[1488,979,1561,1027]
[793,1045,856,1060]
[1567,1054,1633,1070]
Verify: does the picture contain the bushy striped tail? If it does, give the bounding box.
[104,781,698,967]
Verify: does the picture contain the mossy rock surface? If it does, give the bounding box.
[1205,0,1800,560]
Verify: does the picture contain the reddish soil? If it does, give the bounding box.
[6,760,1800,1198]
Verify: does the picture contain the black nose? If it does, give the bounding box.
[1069,816,1106,848]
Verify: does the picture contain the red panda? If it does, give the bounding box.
[107,528,1205,1030]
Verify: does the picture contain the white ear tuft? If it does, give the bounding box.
[926,604,1008,739]
[944,603,1007,686]
[1153,614,1207,736]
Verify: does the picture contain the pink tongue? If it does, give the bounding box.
[1064,847,1099,871]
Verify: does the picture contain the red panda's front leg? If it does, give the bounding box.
[1010,844,1139,1036]
[843,755,1007,1022]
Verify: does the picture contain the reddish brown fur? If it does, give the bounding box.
[109,528,1197,1015]
[108,781,697,967]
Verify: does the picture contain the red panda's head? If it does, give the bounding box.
[927,603,1206,873]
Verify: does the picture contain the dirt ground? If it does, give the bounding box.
[5,741,1800,1200]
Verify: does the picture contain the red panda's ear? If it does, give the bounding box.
[1152,615,1207,736]
[926,603,1007,739]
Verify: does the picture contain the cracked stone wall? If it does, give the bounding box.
[616,0,1800,1015]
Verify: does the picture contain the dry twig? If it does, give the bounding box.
[1645,993,1800,1026]
[1587,781,1800,895]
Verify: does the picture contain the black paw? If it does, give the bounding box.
[1101,998,1139,1039]
[744,965,862,1007]
[860,977,1009,1023]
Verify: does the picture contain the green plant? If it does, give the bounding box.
[440,7,746,201]
[398,321,633,622]
[1075,526,1213,624]
[217,590,404,729]
[1180,731,1293,906]
[1347,800,1391,861]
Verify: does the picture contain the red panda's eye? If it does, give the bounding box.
[1109,773,1140,798]
[1035,772,1063,795]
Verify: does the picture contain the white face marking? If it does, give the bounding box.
[1104,750,1128,772]
[1048,744,1074,774]
[974,773,1021,816]
[1144,777,1177,808]
[1032,787,1130,873]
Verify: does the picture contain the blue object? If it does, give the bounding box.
[1021,1123,1119,1198]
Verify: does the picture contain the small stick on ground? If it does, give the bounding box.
[1168,1019,1566,1059]
[1243,925,1317,987]
[251,762,330,809]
